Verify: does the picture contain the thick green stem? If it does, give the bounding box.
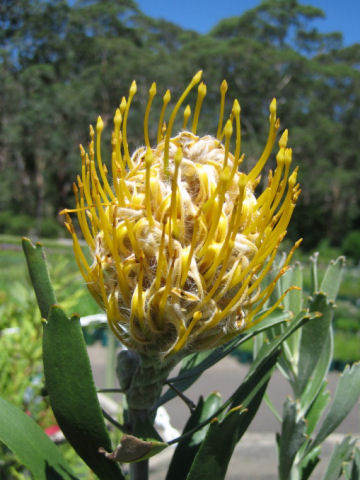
[129,408,151,480]
[117,350,181,410]
[130,458,149,480]
[105,331,117,395]
[117,351,182,480]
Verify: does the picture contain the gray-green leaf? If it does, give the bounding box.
[312,363,360,449]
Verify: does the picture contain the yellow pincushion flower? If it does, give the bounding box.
[62,71,301,357]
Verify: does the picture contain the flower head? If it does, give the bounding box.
[62,71,301,357]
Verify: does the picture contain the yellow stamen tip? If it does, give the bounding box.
[220,79,228,93]
[224,119,233,139]
[183,105,191,130]
[232,99,241,115]
[130,80,137,96]
[120,96,127,114]
[198,82,207,97]
[114,108,122,127]
[279,129,288,149]
[270,98,277,115]
[164,89,171,103]
[96,116,104,133]
[193,70,203,84]
[149,82,157,97]
[288,170,297,187]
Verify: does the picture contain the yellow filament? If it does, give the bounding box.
[145,148,154,226]
[223,119,233,170]
[113,108,125,179]
[96,116,115,201]
[107,296,134,349]
[157,89,171,144]
[155,220,167,290]
[96,256,109,309]
[183,105,191,129]
[199,167,230,256]
[246,270,294,325]
[94,194,114,255]
[158,257,175,320]
[111,211,130,303]
[258,148,285,208]
[65,220,91,282]
[78,197,95,250]
[91,161,108,204]
[245,286,300,331]
[112,152,125,205]
[163,70,202,174]
[171,311,203,354]
[144,82,157,149]
[269,148,292,215]
[231,175,246,235]
[124,219,141,259]
[122,81,137,169]
[170,147,182,237]
[247,99,279,182]
[203,194,240,285]
[232,99,241,164]
[137,253,145,323]
[216,80,228,139]
[89,125,95,161]
[180,215,200,287]
[192,82,207,134]
[246,246,280,297]
[81,163,93,209]
[212,232,280,323]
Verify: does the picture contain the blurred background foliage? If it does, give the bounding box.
[0,0,360,253]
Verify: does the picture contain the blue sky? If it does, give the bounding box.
[135,0,360,47]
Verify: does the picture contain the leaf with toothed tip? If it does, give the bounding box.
[43,304,124,479]
[186,380,269,480]
[321,436,356,480]
[310,362,360,451]
[166,392,222,480]
[22,237,57,319]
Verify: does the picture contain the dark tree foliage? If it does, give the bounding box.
[0,0,359,248]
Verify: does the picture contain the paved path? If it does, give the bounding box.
[88,344,359,479]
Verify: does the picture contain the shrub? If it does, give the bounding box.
[38,218,61,238]
[8,214,35,235]
[342,230,360,263]
[0,211,14,233]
